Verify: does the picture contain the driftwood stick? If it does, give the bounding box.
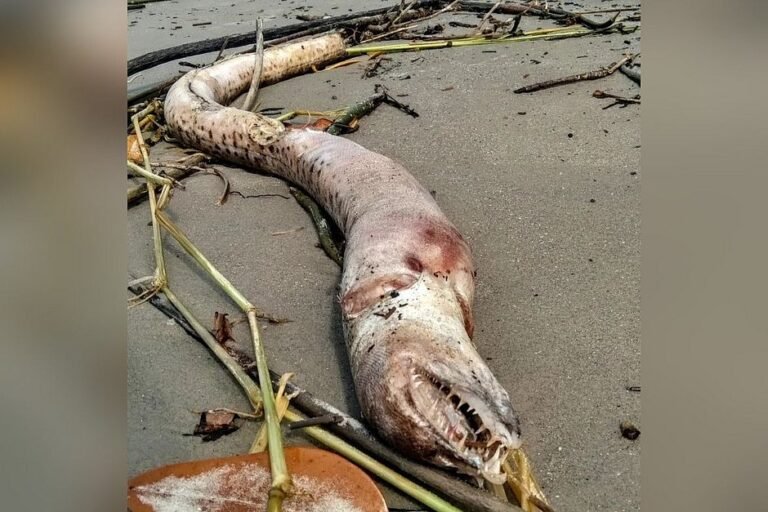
[513,53,636,94]
[592,89,640,109]
[619,63,641,85]
[459,1,623,30]
[214,35,231,62]
[474,1,502,35]
[127,76,179,105]
[127,0,441,75]
[241,19,264,112]
[127,278,521,512]
[390,0,418,27]
[128,154,209,206]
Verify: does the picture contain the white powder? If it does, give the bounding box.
[134,461,365,512]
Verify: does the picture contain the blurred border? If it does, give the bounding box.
[0,1,766,511]
[643,0,768,510]
[0,1,127,511]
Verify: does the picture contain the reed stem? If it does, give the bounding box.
[154,210,293,508]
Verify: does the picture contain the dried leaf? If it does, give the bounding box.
[187,410,240,442]
[309,117,334,131]
[127,134,144,165]
[213,312,233,344]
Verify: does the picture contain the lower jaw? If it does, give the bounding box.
[434,443,509,483]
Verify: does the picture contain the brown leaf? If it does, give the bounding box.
[188,410,240,442]
[309,117,334,131]
[213,312,233,344]
[127,134,144,165]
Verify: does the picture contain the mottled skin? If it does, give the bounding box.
[165,34,521,481]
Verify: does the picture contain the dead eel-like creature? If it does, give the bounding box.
[165,33,521,483]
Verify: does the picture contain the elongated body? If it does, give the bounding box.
[165,34,521,481]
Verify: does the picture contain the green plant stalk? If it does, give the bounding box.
[127,160,173,187]
[131,116,167,290]
[346,25,637,55]
[155,210,293,507]
[161,287,264,410]
[156,211,250,311]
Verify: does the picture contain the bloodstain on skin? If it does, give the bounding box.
[416,220,473,273]
[412,219,476,337]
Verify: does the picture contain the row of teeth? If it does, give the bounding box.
[413,372,507,461]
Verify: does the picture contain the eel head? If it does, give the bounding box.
[349,274,521,483]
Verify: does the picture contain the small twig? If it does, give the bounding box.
[128,100,160,133]
[287,414,344,430]
[361,54,389,78]
[575,7,640,15]
[241,18,264,112]
[214,35,231,62]
[205,168,231,205]
[396,0,460,28]
[474,1,502,35]
[593,89,640,109]
[229,191,291,200]
[509,13,523,35]
[448,21,477,28]
[271,227,305,236]
[375,84,420,118]
[128,275,155,288]
[390,1,417,27]
[361,0,460,43]
[192,21,212,27]
[361,24,417,43]
[514,53,637,94]
[127,161,173,187]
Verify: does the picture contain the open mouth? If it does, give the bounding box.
[410,369,515,482]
